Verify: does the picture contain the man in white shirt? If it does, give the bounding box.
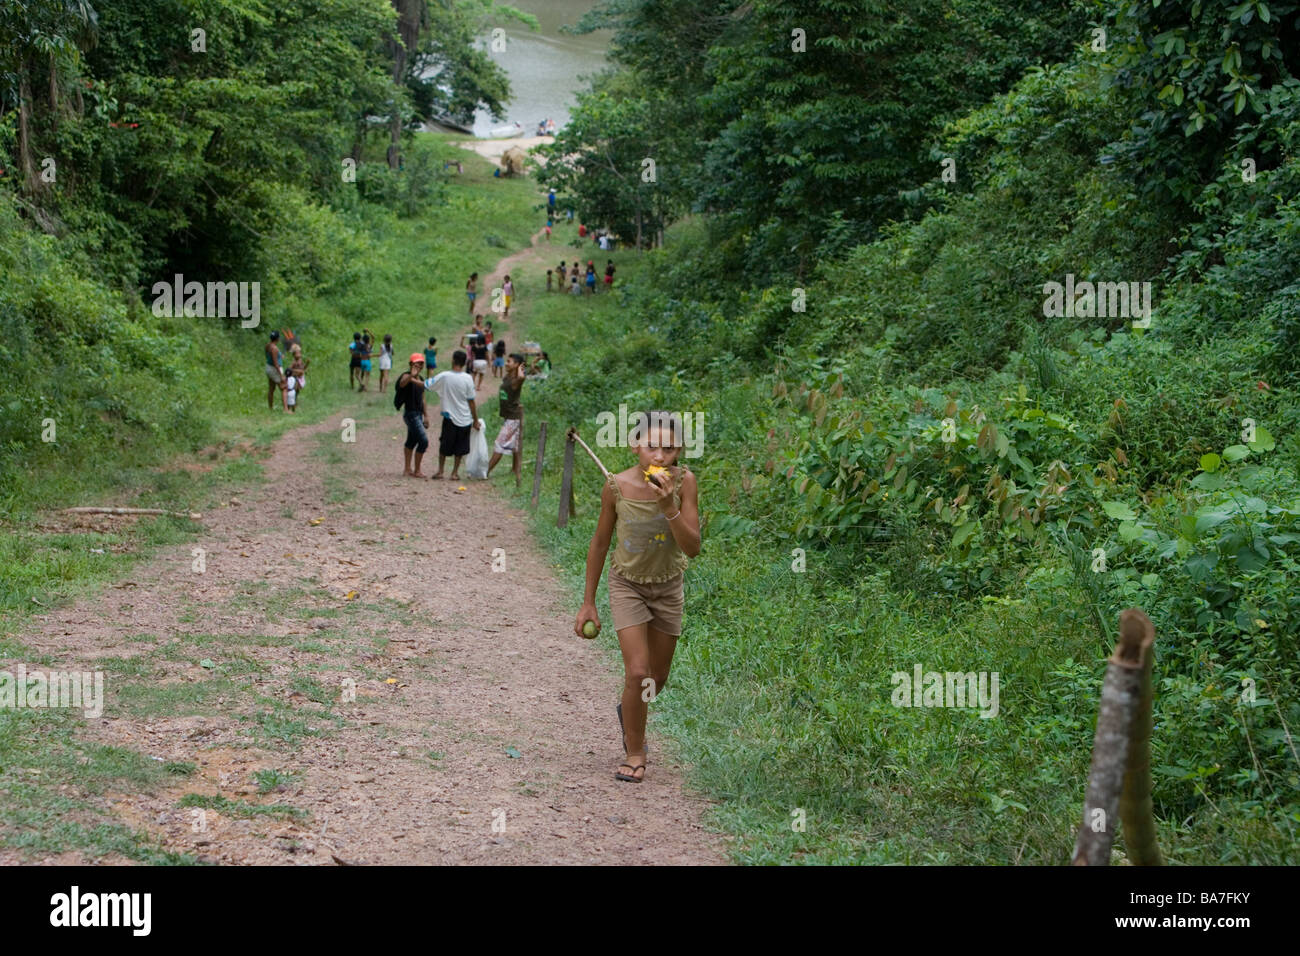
[426,349,481,480]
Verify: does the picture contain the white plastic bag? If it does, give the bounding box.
[466,418,489,479]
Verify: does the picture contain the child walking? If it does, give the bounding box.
[378,334,394,391]
[574,412,701,783]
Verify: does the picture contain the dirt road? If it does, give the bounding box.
[6,229,726,866]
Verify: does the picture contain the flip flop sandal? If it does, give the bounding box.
[614,761,646,783]
[616,702,648,755]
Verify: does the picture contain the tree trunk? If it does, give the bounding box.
[387,0,425,170]
[18,72,37,193]
[49,54,60,126]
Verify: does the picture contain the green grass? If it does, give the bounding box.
[0,706,198,863]
[178,792,308,822]
[253,768,300,794]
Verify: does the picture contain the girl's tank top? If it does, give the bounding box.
[607,473,689,584]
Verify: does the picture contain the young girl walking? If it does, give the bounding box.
[574,412,701,782]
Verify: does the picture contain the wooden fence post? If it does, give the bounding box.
[1071,608,1160,866]
[1120,609,1163,865]
[558,432,575,528]
[531,421,547,509]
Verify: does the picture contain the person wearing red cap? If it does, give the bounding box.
[394,354,430,477]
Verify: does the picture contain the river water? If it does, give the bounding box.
[470,0,611,137]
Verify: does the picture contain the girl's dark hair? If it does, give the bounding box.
[634,410,685,449]
[384,334,392,342]
[428,337,436,345]
[494,340,506,356]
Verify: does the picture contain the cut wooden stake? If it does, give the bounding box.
[1119,609,1163,865]
[558,435,575,529]
[1072,607,1157,866]
[531,421,548,509]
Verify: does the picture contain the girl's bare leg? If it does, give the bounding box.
[646,623,678,701]
[616,623,652,778]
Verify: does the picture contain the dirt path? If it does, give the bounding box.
[5,233,727,866]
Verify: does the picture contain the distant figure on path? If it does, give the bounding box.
[357,332,373,391]
[286,344,308,412]
[502,275,514,318]
[265,330,286,411]
[348,332,362,389]
[378,334,394,391]
[424,337,438,372]
[466,273,478,315]
[469,332,490,388]
[605,259,616,290]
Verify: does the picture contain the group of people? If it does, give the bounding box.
[394,345,528,484]
[348,329,398,393]
[535,118,558,136]
[548,258,615,295]
[263,330,310,412]
[578,221,616,251]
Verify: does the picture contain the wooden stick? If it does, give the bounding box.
[1119,609,1163,865]
[1071,608,1152,866]
[558,436,575,528]
[531,421,547,508]
[566,427,613,480]
[62,507,201,519]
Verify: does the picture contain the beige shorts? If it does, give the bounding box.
[493,417,521,454]
[607,567,684,636]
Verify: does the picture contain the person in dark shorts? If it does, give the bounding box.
[469,332,490,388]
[265,330,286,411]
[427,350,480,480]
[358,332,373,391]
[348,332,362,389]
[394,354,430,477]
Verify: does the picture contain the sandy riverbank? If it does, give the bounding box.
[456,135,555,165]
